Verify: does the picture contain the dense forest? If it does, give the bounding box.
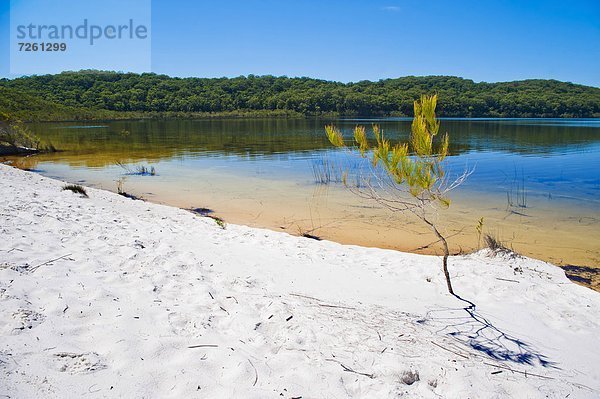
[1,71,599,121]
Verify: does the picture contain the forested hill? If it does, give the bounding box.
[1,71,599,120]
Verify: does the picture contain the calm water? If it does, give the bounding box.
[7,118,600,267]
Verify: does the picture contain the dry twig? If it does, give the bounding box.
[29,253,72,272]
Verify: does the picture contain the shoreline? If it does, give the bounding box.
[1,163,600,397]
[21,115,600,123]
[9,153,598,289]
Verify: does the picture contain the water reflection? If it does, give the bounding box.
[21,118,600,206]
[26,118,600,163]
[5,118,599,269]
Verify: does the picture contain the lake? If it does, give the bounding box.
[7,118,600,268]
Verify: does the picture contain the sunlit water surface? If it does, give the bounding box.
[6,118,600,268]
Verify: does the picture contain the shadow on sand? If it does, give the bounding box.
[422,294,558,368]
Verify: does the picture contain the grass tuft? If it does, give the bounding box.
[208,215,226,229]
[302,232,322,241]
[484,233,505,251]
[116,161,157,176]
[116,178,141,200]
[484,233,520,259]
[62,184,88,197]
[134,165,156,176]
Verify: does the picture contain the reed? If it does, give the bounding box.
[116,161,157,176]
[506,168,527,209]
[311,156,361,185]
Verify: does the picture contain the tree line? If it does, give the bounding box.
[1,71,599,120]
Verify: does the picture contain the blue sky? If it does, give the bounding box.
[1,0,599,86]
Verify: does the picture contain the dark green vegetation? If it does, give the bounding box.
[0,86,119,121]
[1,71,599,121]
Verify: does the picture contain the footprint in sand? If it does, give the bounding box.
[1,262,29,274]
[0,350,12,370]
[53,352,106,374]
[0,285,13,300]
[11,308,45,332]
[167,311,208,336]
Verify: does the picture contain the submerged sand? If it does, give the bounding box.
[9,153,600,270]
[1,164,599,398]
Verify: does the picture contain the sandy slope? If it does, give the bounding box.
[1,163,599,398]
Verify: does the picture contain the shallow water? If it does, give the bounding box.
[6,118,600,268]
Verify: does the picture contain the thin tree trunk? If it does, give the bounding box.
[422,217,454,295]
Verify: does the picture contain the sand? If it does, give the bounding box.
[1,163,599,398]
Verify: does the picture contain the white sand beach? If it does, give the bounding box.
[1,163,599,398]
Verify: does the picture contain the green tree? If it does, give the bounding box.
[2,71,599,120]
[326,95,466,294]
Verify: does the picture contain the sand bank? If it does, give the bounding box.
[1,164,599,398]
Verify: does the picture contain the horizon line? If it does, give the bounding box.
[2,70,599,89]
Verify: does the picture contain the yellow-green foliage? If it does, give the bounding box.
[326,94,451,207]
[325,124,344,147]
[353,125,368,156]
[476,217,484,247]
